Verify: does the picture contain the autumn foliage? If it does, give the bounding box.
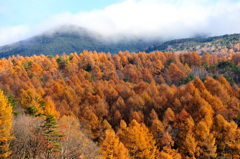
[0,90,13,158]
[1,50,240,158]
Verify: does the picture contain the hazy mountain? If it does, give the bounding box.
[1,25,240,59]
[142,34,240,55]
[0,25,159,58]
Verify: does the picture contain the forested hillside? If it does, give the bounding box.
[1,48,240,158]
[143,34,240,55]
[0,26,157,58]
[1,26,240,60]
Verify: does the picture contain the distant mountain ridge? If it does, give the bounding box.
[142,34,240,55]
[1,26,240,59]
[0,25,158,58]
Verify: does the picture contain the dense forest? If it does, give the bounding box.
[143,34,240,55]
[1,48,240,158]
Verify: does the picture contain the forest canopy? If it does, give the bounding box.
[1,48,240,158]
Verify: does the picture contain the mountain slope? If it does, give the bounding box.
[0,26,157,58]
[142,34,240,54]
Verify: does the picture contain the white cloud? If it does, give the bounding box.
[0,25,29,46]
[1,0,240,46]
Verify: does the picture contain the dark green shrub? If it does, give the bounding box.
[213,75,219,80]
[85,62,91,72]
[217,61,234,69]
[202,77,207,82]
[123,78,130,83]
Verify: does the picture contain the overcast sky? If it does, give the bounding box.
[1,0,240,46]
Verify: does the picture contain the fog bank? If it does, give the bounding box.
[1,0,240,46]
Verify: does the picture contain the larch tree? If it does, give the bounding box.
[100,129,130,159]
[0,90,14,158]
[163,107,176,126]
[158,132,181,159]
[201,89,224,112]
[178,117,198,159]
[184,63,191,75]
[168,63,186,83]
[80,107,101,142]
[178,109,190,123]
[150,113,165,149]
[194,121,217,158]
[212,114,240,158]
[191,51,201,66]
[153,60,164,75]
[194,77,206,92]
[44,96,60,118]
[218,75,233,96]
[121,119,157,159]
[202,52,212,66]
[28,62,43,76]
[20,88,45,116]
[204,77,230,106]
[129,111,144,123]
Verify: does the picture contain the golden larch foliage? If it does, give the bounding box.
[80,107,101,141]
[0,90,14,158]
[194,121,217,158]
[168,63,187,82]
[44,96,60,118]
[100,129,130,159]
[184,63,191,75]
[20,88,45,115]
[120,119,157,159]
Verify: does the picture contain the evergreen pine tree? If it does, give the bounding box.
[41,114,64,159]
